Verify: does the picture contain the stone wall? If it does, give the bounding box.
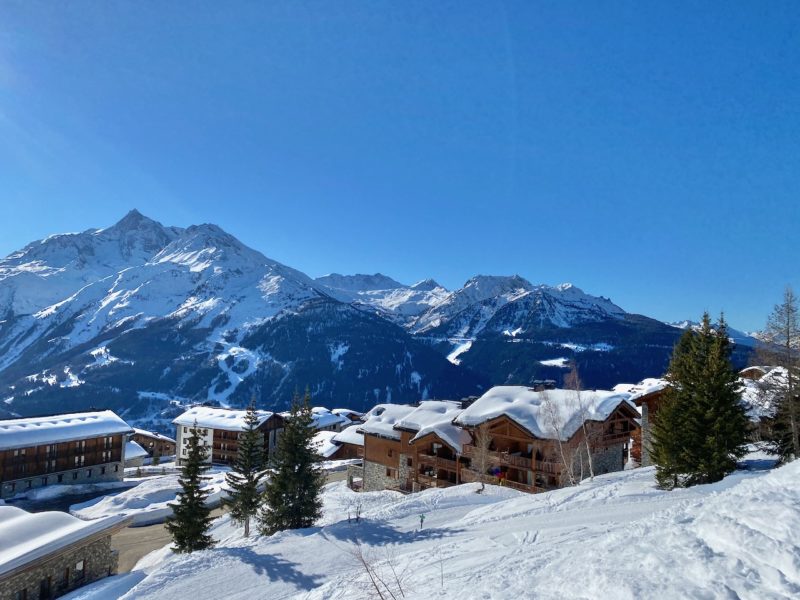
[1,462,124,500]
[568,443,625,483]
[0,536,118,600]
[362,460,400,492]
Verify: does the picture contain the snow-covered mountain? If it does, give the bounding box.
[0,211,481,426]
[411,276,626,338]
[314,273,449,326]
[668,320,760,348]
[0,210,755,428]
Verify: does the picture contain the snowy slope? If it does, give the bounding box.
[63,455,797,600]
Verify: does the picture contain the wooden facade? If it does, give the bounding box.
[408,431,461,490]
[131,431,176,459]
[0,434,125,497]
[178,414,284,466]
[460,404,639,493]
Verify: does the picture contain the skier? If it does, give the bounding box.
[419,513,426,530]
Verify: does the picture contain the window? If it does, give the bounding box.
[75,455,85,467]
[39,576,51,598]
[115,465,119,472]
[182,449,187,456]
[41,477,48,486]
[101,466,106,475]
[407,458,412,467]
[75,560,85,580]
[63,567,70,586]
[15,588,27,600]
[386,468,392,477]
[387,449,393,457]
[183,426,187,433]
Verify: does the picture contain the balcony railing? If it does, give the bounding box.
[417,453,458,471]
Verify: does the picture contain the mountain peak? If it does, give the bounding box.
[411,278,444,291]
[315,273,405,292]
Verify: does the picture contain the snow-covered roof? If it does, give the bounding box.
[358,404,416,441]
[125,440,149,460]
[0,410,133,451]
[454,386,636,442]
[627,378,670,404]
[173,406,275,431]
[332,424,364,447]
[331,408,364,421]
[133,428,176,443]
[0,505,129,577]
[395,401,471,453]
[310,407,350,430]
[311,431,340,458]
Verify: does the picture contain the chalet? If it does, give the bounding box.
[331,408,364,423]
[0,505,129,600]
[628,379,670,467]
[455,386,640,493]
[0,410,133,500]
[356,404,416,492]
[131,428,177,459]
[173,406,284,466]
[310,407,351,432]
[395,400,470,492]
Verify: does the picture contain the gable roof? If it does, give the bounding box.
[0,410,133,451]
[454,386,635,442]
[394,400,471,453]
[173,406,276,431]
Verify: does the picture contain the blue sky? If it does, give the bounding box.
[1,1,798,331]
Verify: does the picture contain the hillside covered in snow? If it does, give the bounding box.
[63,455,798,599]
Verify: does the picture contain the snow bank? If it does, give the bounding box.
[70,470,229,526]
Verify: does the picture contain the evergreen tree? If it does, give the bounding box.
[651,313,749,488]
[761,287,800,462]
[224,402,266,537]
[166,421,214,552]
[258,390,325,535]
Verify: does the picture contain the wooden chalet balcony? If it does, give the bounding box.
[417,473,456,488]
[417,452,458,471]
[462,446,562,476]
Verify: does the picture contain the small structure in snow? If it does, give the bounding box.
[131,428,177,460]
[124,440,149,468]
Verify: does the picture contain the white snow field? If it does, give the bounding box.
[70,470,229,526]
[63,459,799,600]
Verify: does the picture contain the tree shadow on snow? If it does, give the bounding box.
[324,518,463,546]
[225,546,324,591]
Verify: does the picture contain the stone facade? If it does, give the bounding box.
[1,461,124,500]
[569,443,626,482]
[362,459,401,492]
[0,535,118,600]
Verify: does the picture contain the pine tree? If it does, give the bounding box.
[652,313,749,488]
[166,421,214,552]
[224,402,266,537]
[258,390,325,535]
[761,287,800,462]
